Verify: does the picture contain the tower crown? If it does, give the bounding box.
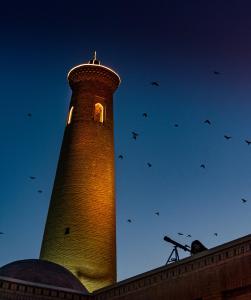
[67,53,121,91]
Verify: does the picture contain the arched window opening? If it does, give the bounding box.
[94,103,104,123]
[67,106,74,125]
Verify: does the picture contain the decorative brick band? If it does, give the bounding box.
[0,277,91,300]
[68,65,120,91]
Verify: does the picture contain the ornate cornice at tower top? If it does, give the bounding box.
[67,64,121,91]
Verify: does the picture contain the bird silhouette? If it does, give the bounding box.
[200,164,206,169]
[224,135,232,140]
[0,232,4,235]
[245,140,251,145]
[213,71,220,75]
[142,113,148,118]
[147,163,152,167]
[118,155,124,160]
[155,212,160,216]
[127,219,132,223]
[132,131,139,140]
[151,81,159,86]
[204,120,211,125]
[174,124,179,127]
[27,113,32,117]
[186,234,192,238]
[178,232,184,236]
[38,190,43,193]
[29,176,36,180]
[241,198,247,203]
[214,233,218,236]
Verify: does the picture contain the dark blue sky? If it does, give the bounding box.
[1,0,251,280]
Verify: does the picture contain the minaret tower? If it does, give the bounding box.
[40,53,120,292]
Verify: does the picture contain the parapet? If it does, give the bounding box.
[67,63,121,91]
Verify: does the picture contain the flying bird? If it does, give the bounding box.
[151,81,159,86]
[27,113,32,117]
[29,176,36,180]
[245,140,251,145]
[155,212,160,216]
[213,71,221,75]
[118,155,124,160]
[147,162,152,167]
[37,190,43,193]
[224,135,232,140]
[214,233,218,236]
[200,164,206,169]
[132,131,139,140]
[204,119,211,125]
[186,234,192,238]
[142,113,148,118]
[127,219,132,223]
[178,232,184,236]
[0,232,4,235]
[174,124,179,127]
[241,198,247,203]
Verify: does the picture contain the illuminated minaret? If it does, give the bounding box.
[40,53,120,292]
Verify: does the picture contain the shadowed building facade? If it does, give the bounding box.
[2,235,251,299]
[40,54,120,293]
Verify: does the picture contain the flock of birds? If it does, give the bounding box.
[1,72,248,246]
[119,76,251,242]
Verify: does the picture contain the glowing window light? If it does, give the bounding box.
[94,103,104,123]
[67,106,74,124]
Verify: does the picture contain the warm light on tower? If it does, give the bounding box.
[94,103,104,123]
[40,53,120,292]
[67,106,74,124]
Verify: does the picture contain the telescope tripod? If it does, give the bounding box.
[165,245,180,264]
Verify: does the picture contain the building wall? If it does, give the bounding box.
[93,235,251,300]
[3,235,251,300]
[0,277,91,300]
[40,65,120,293]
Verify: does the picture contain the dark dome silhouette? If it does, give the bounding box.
[0,259,88,293]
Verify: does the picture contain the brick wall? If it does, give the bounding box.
[2,235,251,299]
[93,235,251,300]
[0,278,91,300]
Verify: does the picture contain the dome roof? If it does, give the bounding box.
[0,259,88,293]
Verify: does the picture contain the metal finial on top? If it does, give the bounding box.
[89,51,100,65]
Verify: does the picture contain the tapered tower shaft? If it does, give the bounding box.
[40,55,120,292]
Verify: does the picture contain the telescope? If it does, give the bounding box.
[163,236,191,264]
[164,236,191,252]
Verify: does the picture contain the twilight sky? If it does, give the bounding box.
[1,0,251,281]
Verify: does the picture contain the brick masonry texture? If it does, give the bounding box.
[40,63,120,293]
